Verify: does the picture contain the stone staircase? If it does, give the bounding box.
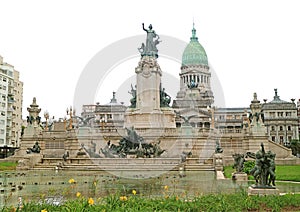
[31,157,216,171]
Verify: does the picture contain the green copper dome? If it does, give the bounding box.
[182,26,208,66]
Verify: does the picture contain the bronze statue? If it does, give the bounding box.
[128,84,137,108]
[250,143,276,187]
[187,79,198,89]
[26,142,41,154]
[160,84,171,107]
[140,23,161,57]
[232,153,245,173]
[100,129,165,158]
[215,140,223,153]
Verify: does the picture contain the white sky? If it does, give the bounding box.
[1,0,300,119]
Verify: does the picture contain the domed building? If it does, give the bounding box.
[173,24,214,128]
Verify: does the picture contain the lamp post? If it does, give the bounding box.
[44,111,49,131]
[66,106,76,130]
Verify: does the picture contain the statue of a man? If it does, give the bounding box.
[26,141,41,154]
[128,84,137,108]
[142,23,160,57]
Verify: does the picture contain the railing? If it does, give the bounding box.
[218,129,243,134]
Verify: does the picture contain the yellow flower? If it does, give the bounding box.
[88,197,94,205]
[164,185,168,190]
[41,209,47,212]
[68,178,75,184]
[164,195,169,199]
[176,196,179,201]
[132,189,137,195]
[76,192,81,197]
[120,196,128,201]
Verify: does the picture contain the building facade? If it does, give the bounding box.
[262,89,299,145]
[81,92,127,129]
[0,55,23,147]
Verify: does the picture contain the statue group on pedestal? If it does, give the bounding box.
[100,127,165,158]
[232,143,276,188]
[249,143,276,187]
[138,23,161,58]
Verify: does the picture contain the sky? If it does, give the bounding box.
[1,0,300,120]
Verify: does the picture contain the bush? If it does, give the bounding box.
[243,161,255,175]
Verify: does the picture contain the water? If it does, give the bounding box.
[1,170,300,208]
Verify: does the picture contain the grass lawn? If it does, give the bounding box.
[276,165,300,182]
[0,161,17,171]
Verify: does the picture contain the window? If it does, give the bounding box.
[286,112,291,117]
[279,126,283,131]
[280,136,284,143]
[0,129,4,134]
[271,126,275,131]
[1,111,5,116]
[219,115,225,120]
[288,126,291,131]
[278,112,283,117]
[270,112,275,118]
[3,77,6,82]
[272,136,275,141]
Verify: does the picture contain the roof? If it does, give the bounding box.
[182,25,208,66]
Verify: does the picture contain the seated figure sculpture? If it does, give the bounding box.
[26,142,41,154]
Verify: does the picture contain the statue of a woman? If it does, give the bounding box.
[142,23,160,57]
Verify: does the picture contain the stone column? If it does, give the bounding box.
[135,56,162,112]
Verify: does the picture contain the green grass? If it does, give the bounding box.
[1,192,300,212]
[224,165,300,182]
[276,165,300,182]
[0,161,17,171]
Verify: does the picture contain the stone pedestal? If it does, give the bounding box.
[124,55,176,129]
[213,153,223,171]
[232,172,248,181]
[248,186,280,196]
[124,108,175,129]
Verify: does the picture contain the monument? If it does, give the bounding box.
[8,24,296,174]
[124,23,176,129]
[248,143,279,195]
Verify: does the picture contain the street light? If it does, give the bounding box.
[66,106,76,130]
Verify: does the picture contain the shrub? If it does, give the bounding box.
[243,160,255,175]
